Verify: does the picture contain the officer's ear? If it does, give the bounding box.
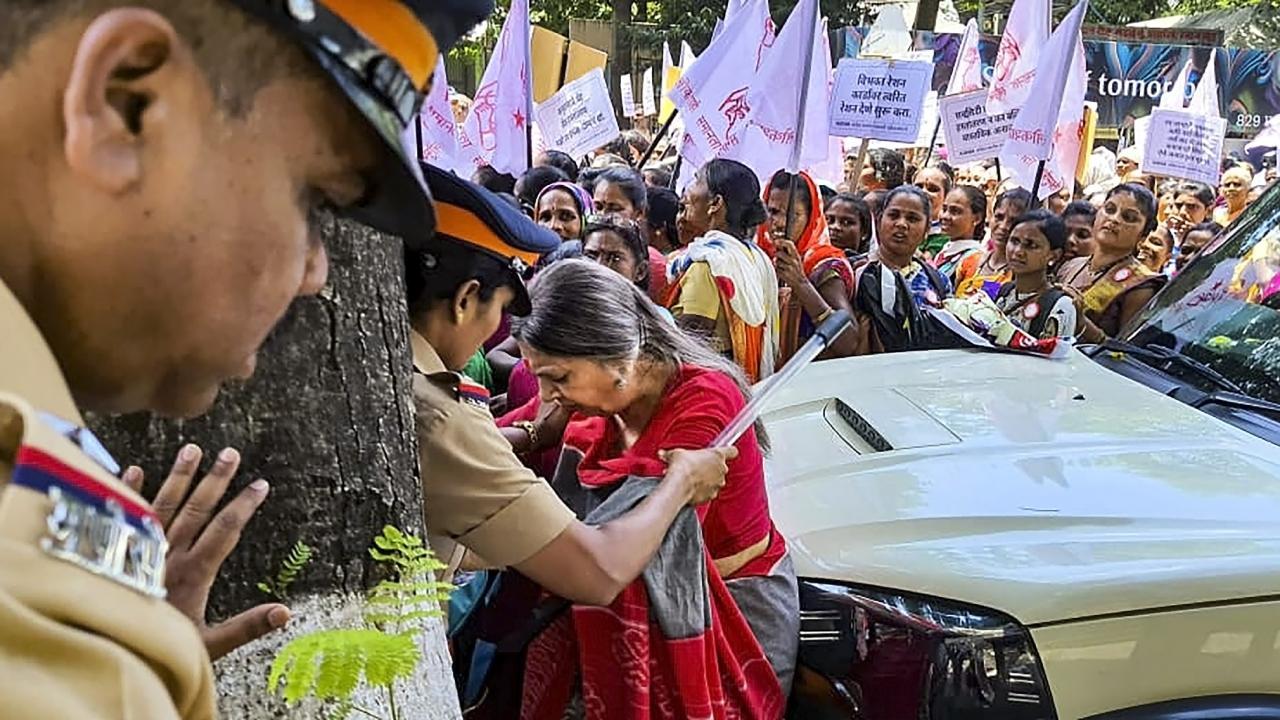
[62,9,191,193]
[451,280,483,323]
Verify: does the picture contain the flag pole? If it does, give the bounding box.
[414,109,424,164]
[525,10,535,170]
[1029,159,1046,208]
[921,118,942,167]
[784,0,820,242]
[638,110,679,169]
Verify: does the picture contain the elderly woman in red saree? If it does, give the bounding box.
[666,159,780,383]
[513,260,797,720]
[758,170,859,362]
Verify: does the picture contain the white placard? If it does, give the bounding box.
[620,73,636,117]
[1140,107,1227,186]
[938,88,1019,165]
[641,67,657,116]
[536,68,622,160]
[829,58,933,142]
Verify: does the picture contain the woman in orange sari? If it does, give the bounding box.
[758,170,859,362]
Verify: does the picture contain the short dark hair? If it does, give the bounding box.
[1189,221,1224,236]
[1107,182,1159,235]
[578,167,606,195]
[583,215,651,290]
[642,165,672,189]
[537,150,580,182]
[515,166,569,211]
[1175,181,1216,208]
[622,130,650,158]
[404,239,518,315]
[645,185,679,243]
[1010,209,1067,252]
[595,166,649,215]
[826,193,872,244]
[699,158,768,239]
[995,187,1033,217]
[767,170,813,217]
[0,1,312,117]
[1062,200,1097,224]
[881,184,932,221]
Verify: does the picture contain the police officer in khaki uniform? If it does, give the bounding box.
[408,165,735,605]
[0,1,490,717]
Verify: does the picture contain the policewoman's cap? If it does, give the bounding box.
[229,0,492,247]
[424,164,560,316]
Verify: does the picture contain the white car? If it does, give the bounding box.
[764,191,1280,719]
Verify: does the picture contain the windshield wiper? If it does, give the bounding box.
[1194,390,1280,420]
[1100,338,1245,394]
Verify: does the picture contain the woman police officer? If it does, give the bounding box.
[406,165,734,605]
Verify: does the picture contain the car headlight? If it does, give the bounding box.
[790,580,1057,719]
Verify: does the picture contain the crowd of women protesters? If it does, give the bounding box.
[438,134,1269,717]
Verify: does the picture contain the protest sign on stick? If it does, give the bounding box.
[535,68,621,160]
[1140,107,1227,186]
[939,88,1018,165]
[828,58,933,143]
[642,67,657,116]
[620,74,637,117]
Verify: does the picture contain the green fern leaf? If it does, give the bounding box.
[267,629,419,706]
[326,698,355,720]
[363,632,420,687]
[257,581,275,596]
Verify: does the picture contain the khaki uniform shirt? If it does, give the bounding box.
[410,332,573,578]
[0,279,215,719]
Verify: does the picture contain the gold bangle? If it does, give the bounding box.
[813,307,835,325]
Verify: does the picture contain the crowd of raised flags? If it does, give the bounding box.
[412,0,1236,203]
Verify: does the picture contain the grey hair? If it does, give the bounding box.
[512,259,769,451]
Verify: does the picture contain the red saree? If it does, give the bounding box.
[520,366,788,720]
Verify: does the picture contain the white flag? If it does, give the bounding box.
[621,73,637,117]
[405,57,466,175]
[642,67,658,116]
[999,0,1088,199]
[946,18,985,95]
[662,41,675,89]
[986,0,1049,114]
[680,40,697,70]
[668,0,774,164]
[458,0,531,175]
[861,4,913,58]
[1188,49,1221,118]
[729,0,826,176]
[1159,59,1192,110]
[804,18,843,187]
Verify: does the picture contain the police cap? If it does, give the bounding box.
[229,0,493,247]
[424,164,560,316]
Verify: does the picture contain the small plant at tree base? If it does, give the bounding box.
[267,526,453,720]
[258,540,314,601]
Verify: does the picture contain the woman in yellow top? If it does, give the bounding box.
[1214,165,1253,228]
[666,159,780,383]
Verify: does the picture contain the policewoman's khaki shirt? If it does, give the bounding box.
[0,279,215,719]
[410,331,573,578]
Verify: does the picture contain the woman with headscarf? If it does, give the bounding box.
[667,159,781,383]
[1057,183,1166,342]
[593,166,670,303]
[759,170,859,362]
[513,261,796,719]
[534,181,594,243]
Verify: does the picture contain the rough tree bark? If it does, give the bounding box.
[88,217,460,719]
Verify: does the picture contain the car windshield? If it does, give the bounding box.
[1126,183,1280,404]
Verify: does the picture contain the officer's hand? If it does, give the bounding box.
[122,444,291,660]
[532,399,572,451]
[658,446,739,506]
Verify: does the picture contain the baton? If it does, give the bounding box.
[711,310,853,449]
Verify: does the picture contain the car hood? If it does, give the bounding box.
[762,348,1280,626]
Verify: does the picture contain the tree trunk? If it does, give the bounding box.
[87,217,460,719]
[913,0,942,30]
[612,0,634,122]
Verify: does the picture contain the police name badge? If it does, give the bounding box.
[12,446,168,598]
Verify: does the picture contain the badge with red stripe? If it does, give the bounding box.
[11,446,168,598]
[457,378,491,410]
